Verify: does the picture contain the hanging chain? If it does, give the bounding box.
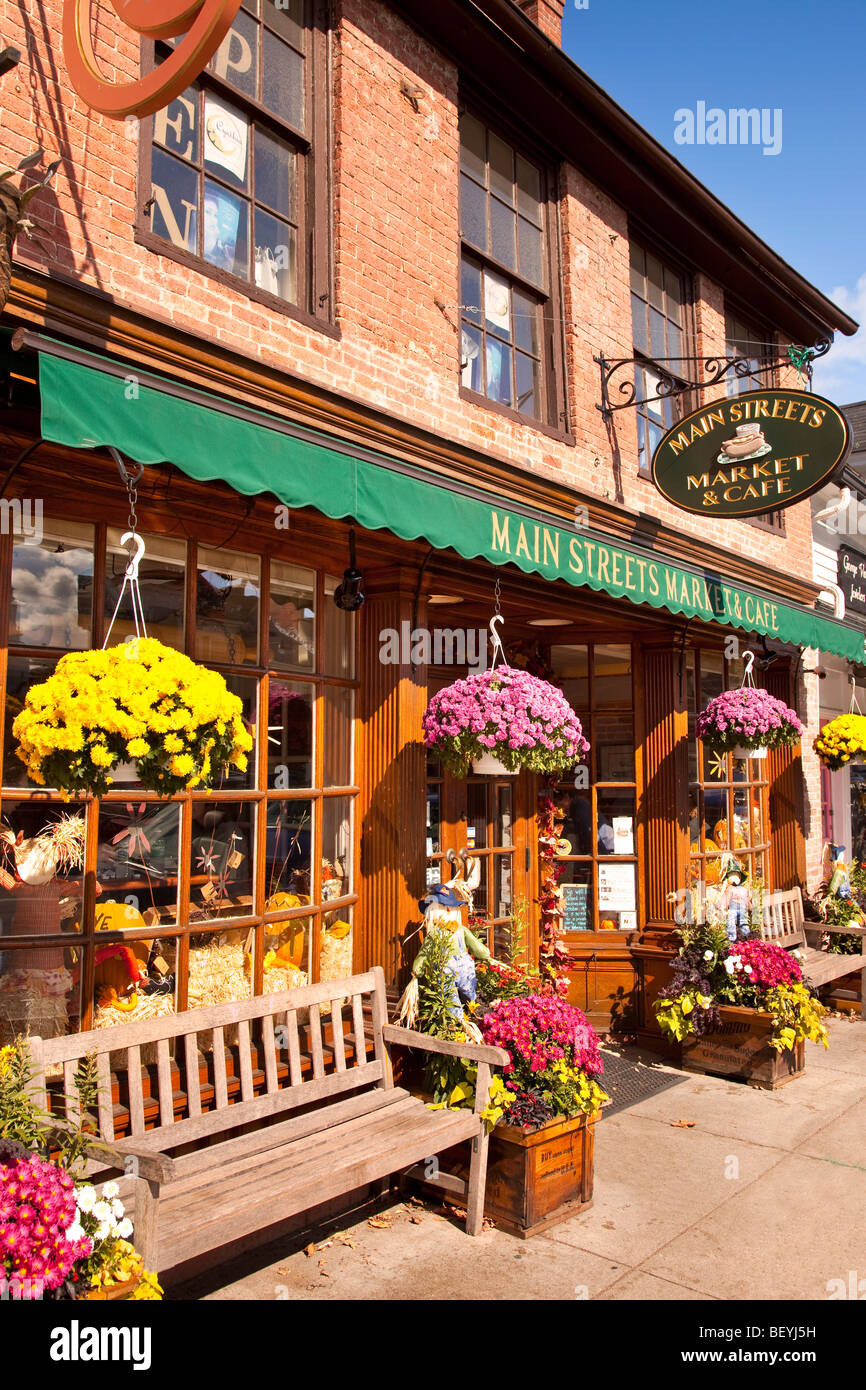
[104,448,148,652]
[851,675,861,716]
[489,576,504,673]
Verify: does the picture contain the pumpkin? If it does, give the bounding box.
[703,857,723,886]
[600,918,617,930]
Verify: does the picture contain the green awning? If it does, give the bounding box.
[37,345,865,661]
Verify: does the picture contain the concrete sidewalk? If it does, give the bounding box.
[173,1015,866,1301]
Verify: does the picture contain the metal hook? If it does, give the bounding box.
[489,612,505,659]
[742,650,755,680]
[108,446,144,488]
[120,530,146,580]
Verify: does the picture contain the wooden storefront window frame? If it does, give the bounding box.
[550,639,643,944]
[0,527,360,1034]
[685,647,773,903]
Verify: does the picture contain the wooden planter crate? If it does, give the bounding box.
[681,1005,805,1090]
[428,1110,599,1239]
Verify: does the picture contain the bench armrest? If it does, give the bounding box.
[83,1136,175,1185]
[804,923,866,943]
[382,1024,510,1068]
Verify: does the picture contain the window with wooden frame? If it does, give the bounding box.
[725,306,785,535]
[0,519,358,1044]
[139,0,331,325]
[458,110,565,430]
[546,644,638,938]
[629,239,691,477]
[685,648,771,910]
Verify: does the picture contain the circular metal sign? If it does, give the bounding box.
[64,0,242,120]
[650,388,850,518]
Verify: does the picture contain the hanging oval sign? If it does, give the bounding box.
[651,388,850,518]
[63,0,242,120]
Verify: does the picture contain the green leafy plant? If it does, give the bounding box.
[0,1039,108,1176]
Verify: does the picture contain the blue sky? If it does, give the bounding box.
[561,0,866,404]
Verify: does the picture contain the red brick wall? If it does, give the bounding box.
[1,0,815,584]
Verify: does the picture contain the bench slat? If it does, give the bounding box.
[38,972,381,1064]
[126,1046,146,1136]
[156,1040,175,1127]
[237,1019,254,1103]
[284,1009,302,1086]
[309,1004,325,1080]
[63,1060,80,1129]
[158,1107,478,1267]
[96,1051,114,1141]
[166,1087,411,1182]
[351,992,366,1065]
[97,1060,386,1158]
[261,1016,278,1095]
[164,1095,424,1214]
[184,1034,201,1118]
[330,1001,347,1073]
[212,1029,229,1110]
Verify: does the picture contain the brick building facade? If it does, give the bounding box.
[0,0,859,1047]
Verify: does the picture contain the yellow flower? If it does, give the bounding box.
[126,738,150,758]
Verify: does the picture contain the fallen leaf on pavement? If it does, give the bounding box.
[671,1119,697,1128]
[367,1216,392,1229]
[409,1215,423,1224]
[303,1243,316,1257]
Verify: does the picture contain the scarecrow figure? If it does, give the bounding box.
[411,883,492,1016]
[718,865,752,943]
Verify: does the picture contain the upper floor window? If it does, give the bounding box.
[630,240,689,475]
[725,308,775,395]
[142,0,330,323]
[458,112,564,428]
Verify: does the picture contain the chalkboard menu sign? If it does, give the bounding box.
[562,882,590,932]
[838,546,866,617]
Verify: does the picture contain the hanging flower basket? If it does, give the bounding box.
[814,714,866,771]
[422,664,589,778]
[696,687,802,756]
[471,751,517,776]
[12,638,253,798]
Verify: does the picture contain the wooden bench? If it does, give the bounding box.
[760,888,866,1016]
[27,967,509,1274]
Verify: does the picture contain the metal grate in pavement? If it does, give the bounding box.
[598,1045,688,1118]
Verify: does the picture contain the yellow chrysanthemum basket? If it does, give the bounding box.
[12,638,254,798]
[814,713,866,772]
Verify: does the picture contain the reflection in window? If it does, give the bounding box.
[189,801,255,921]
[269,561,314,668]
[268,681,313,787]
[10,520,93,650]
[105,528,186,650]
[97,800,181,926]
[196,546,260,665]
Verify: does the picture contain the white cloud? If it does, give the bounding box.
[812,271,866,404]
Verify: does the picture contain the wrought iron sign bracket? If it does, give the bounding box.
[594,341,831,421]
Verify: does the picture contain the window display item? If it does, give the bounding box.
[718,866,752,944]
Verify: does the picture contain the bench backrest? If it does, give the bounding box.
[760,888,807,951]
[27,968,389,1146]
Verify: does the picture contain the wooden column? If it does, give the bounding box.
[631,638,690,1047]
[355,568,428,989]
[766,661,807,889]
[641,639,690,926]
